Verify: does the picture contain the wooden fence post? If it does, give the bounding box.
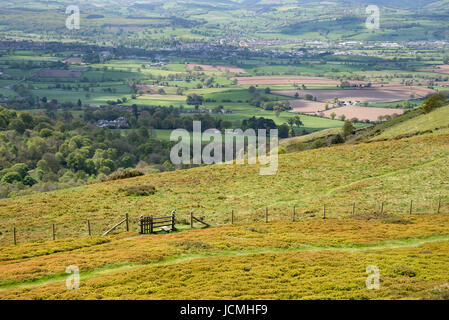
[52,224,55,240]
[125,213,129,232]
[13,227,16,245]
[352,202,356,215]
[231,209,234,224]
[171,211,176,231]
[139,216,143,234]
[380,202,384,215]
[149,215,153,234]
[437,200,441,214]
[265,207,268,223]
[190,211,193,228]
[87,220,91,236]
[410,200,413,214]
[292,206,295,222]
[323,204,326,219]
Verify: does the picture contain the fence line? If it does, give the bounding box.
[3,199,449,246]
[102,214,129,236]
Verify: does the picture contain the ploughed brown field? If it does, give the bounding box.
[321,106,403,121]
[186,64,245,74]
[288,100,327,113]
[274,85,434,103]
[233,76,368,86]
[417,65,449,74]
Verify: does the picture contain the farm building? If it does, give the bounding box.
[97,117,129,128]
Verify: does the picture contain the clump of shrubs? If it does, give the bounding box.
[0,163,37,186]
[331,134,345,144]
[393,265,417,277]
[422,92,447,113]
[245,226,269,233]
[119,184,156,196]
[103,169,144,182]
[311,138,325,149]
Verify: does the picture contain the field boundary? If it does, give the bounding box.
[2,198,449,247]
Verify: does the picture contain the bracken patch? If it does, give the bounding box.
[119,185,156,196]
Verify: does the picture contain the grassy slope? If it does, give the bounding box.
[280,104,449,149]
[279,127,343,149]
[372,105,449,140]
[0,133,449,245]
[1,106,449,299]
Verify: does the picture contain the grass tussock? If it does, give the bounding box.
[102,169,144,182]
[169,240,212,250]
[393,265,417,277]
[245,226,269,233]
[350,212,413,225]
[119,185,156,196]
[426,284,449,300]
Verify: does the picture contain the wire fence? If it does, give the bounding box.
[1,199,448,247]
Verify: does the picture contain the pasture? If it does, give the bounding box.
[234,76,368,86]
[186,64,245,74]
[417,65,449,74]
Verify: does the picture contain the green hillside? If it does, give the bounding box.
[278,103,449,153]
[372,104,449,140]
[0,124,448,245]
[1,102,449,300]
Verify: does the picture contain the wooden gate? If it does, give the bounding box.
[140,211,176,234]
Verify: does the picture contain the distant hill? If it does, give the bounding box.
[334,0,439,9]
[217,0,444,10]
